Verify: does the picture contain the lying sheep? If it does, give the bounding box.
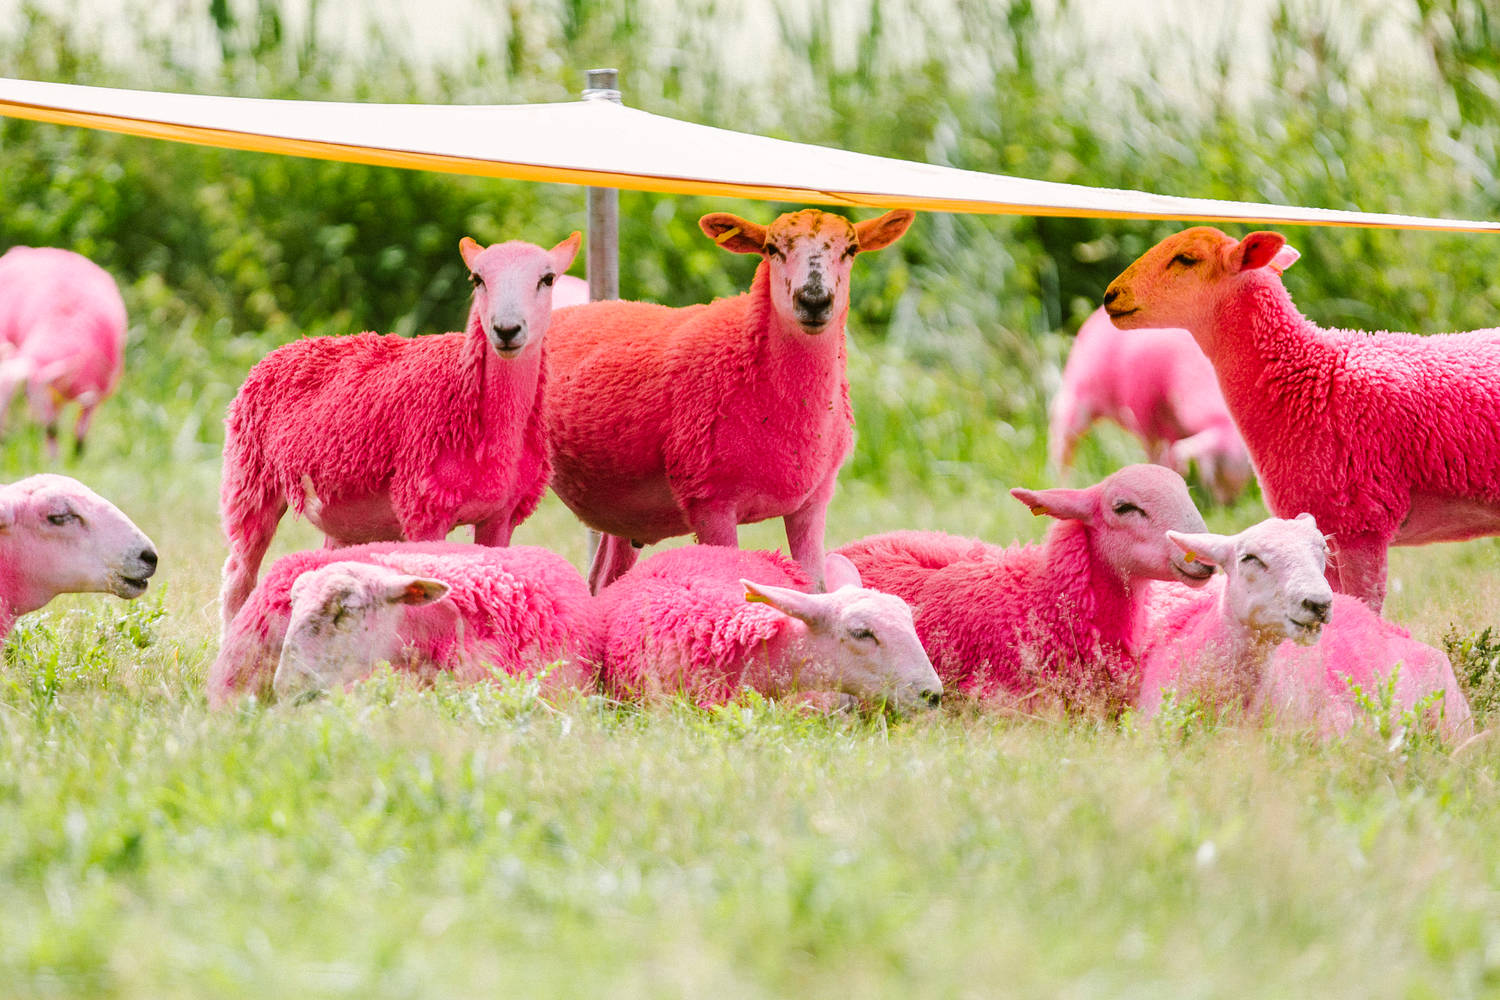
[837,464,1212,713]
[0,473,157,638]
[219,232,580,626]
[596,546,942,711]
[1050,306,1253,503]
[0,247,128,456]
[1105,225,1500,610]
[210,541,597,706]
[545,208,915,593]
[1135,514,1334,719]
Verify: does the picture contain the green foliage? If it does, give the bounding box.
[1444,625,1500,718]
[1344,663,1446,752]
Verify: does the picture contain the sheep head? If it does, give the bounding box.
[741,552,942,711]
[1011,463,1213,588]
[459,232,582,357]
[1168,513,1333,645]
[699,208,914,335]
[1103,226,1301,335]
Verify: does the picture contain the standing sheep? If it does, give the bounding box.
[597,546,942,711]
[545,207,915,593]
[1104,225,1500,610]
[219,232,580,626]
[837,464,1213,713]
[0,246,127,456]
[1050,306,1253,503]
[0,474,158,639]
[210,541,597,706]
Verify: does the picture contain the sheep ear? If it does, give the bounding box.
[1167,530,1235,568]
[742,579,829,627]
[459,236,484,269]
[700,213,767,255]
[0,496,15,532]
[1294,512,1318,526]
[1010,485,1095,523]
[822,552,863,591]
[1269,244,1300,274]
[382,576,450,606]
[1233,231,1287,273]
[853,209,915,252]
[550,231,582,273]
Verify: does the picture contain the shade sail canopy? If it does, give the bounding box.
[1,76,1497,233]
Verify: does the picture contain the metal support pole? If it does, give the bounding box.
[582,68,622,570]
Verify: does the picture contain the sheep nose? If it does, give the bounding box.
[492,323,523,346]
[921,689,942,708]
[1103,287,1120,307]
[140,548,158,572]
[1302,597,1332,623]
[794,288,833,316]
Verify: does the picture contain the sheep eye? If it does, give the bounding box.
[468,272,483,288]
[1172,254,1200,268]
[539,273,555,288]
[46,511,77,526]
[765,244,783,259]
[843,245,859,259]
[848,627,878,643]
[1240,553,1265,568]
[1112,501,1144,516]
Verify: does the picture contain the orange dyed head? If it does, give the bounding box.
[699,208,914,334]
[1102,226,1300,334]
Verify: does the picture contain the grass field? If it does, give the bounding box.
[2,317,1500,999]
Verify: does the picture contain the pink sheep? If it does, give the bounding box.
[596,546,942,711]
[1134,514,1334,720]
[209,541,597,706]
[0,246,127,456]
[218,232,581,626]
[551,274,590,309]
[545,208,915,594]
[1050,306,1253,503]
[836,463,1213,713]
[1105,225,1500,610]
[0,473,157,639]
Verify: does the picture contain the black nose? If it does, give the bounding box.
[492,323,523,345]
[921,689,942,707]
[794,289,833,316]
[1103,288,1120,307]
[140,548,158,570]
[1302,597,1331,623]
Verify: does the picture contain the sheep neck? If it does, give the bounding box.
[462,305,545,444]
[742,618,828,697]
[1048,519,1134,645]
[0,545,46,638]
[745,261,849,386]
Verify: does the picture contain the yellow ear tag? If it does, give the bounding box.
[744,587,768,604]
[713,226,742,245]
[1183,551,1197,564]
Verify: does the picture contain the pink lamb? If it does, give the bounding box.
[0,473,157,639]
[0,246,127,456]
[545,207,915,594]
[1049,306,1253,503]
[836,463,1213,713]
[596,546,942,711]
[209,541,597,706]
[1105,225,1500,610]
[219,232,581,626]
[1134,514,1335,720]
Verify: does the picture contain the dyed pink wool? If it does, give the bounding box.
[219,233,580,625]
[0,246,127,452]
[0,474,157,638]
[838,464,1212,712]
[1106,226,1500,610]
[596,546,941,710]
[210,541,597,706]
[545,208,914,593]
[1050,306,1252,503]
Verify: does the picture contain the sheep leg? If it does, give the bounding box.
[1326,530,1389,612]
[785,485,834,592]
[71,402,97,457]
[220,499,287,627]
[588,533,640,594]
[473,515,513,547]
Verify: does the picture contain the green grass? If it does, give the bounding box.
[1,316,1499,998]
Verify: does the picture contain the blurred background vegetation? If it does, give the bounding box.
[1,0,1499,500]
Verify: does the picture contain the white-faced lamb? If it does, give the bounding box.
[596,546,942,711]
[0,474,157,638]
[0,246,128,455]
[837,463,1213,714]
[544,207,915,594]
[218,232,580,626]
[209,541,597,706]
[1105,225,1500,610]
